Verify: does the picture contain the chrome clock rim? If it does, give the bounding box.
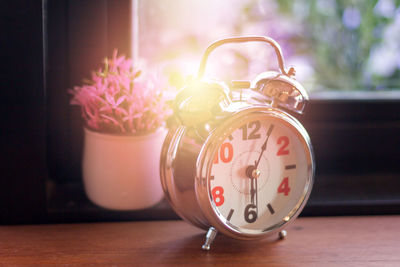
[195,106,315,240]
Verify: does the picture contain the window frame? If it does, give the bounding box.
[1,0,400,225]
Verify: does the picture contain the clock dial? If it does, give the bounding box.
[209,114,310,233]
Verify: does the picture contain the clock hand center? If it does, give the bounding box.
[251,168,261,179]
[245,165,260,179]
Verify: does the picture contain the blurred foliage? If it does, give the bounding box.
[273,0,400,90]
[139,0,400,91]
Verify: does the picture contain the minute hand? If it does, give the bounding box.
[255,124,274,169]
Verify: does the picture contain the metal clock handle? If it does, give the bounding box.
[197,36,294,79]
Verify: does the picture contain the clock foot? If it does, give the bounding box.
[202,227,218,251]
[278,230,287,240]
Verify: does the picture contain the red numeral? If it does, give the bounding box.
[214,142,233,164]
[220,142,233,163]
[278,177,291,196]
[277,136,289,156]
[212,186,225,206]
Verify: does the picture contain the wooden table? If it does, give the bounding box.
[1,216,399,266]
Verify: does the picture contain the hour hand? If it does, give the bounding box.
[250,178,255,204]
[253,161,260,212]
[246,165,254,203]
[246,165,260,204]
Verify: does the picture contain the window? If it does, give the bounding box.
[136,0,400,93]
[134,0,400,215]
[2,0,399,224]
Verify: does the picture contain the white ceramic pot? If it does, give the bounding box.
[82,127,167,210]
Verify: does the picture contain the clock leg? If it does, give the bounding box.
[202,227,218,250]
[278,230,287,239]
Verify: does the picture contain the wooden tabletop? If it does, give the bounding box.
[1,216,399,266]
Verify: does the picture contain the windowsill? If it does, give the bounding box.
[46,181,179,223]
[45,171,400,223]
[1,216,399,265]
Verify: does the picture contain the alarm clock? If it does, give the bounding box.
[160,36,314,250]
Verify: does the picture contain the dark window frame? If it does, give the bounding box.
[299,97,400,215]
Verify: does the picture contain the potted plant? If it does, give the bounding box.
[69,50,170,210]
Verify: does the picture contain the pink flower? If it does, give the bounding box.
[69,50,171,134]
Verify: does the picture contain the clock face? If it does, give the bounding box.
[209,113,311,234]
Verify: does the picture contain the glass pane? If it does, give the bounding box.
[135,0,400,92]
